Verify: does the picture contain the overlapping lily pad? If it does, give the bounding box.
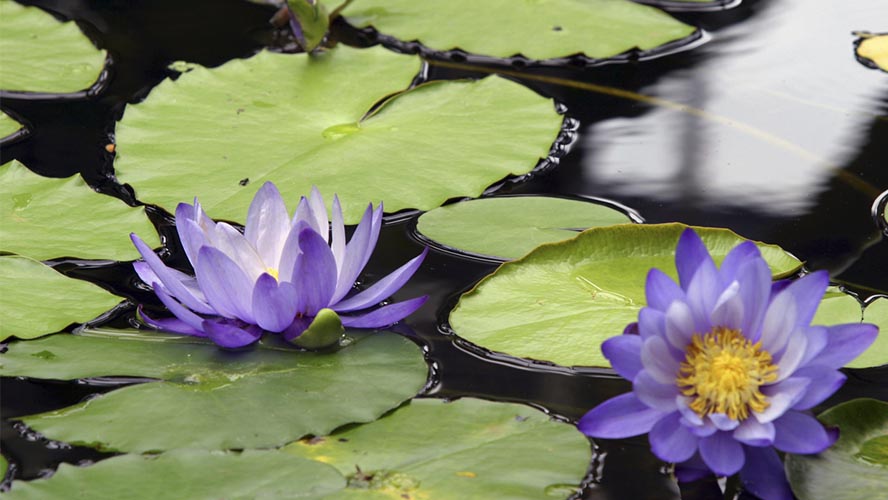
[786,398,888,500]
[0,255,121,342]
[286,397,591,499]
[114,45,563,224]
[449,223,802,368]
[1,161,160,260]
[854,32,888,72]
[322,0,695,61]
[1,111,22,138]
[3,450,345,500]
[0,0,106,92]
[415,196,634,261]
[0,328,428,452]
[813,291,887,368]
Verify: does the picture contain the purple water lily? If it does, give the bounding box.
[579,228,878,500]
[130,182,427,348]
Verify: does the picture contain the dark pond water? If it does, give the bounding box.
[2,0,887,498]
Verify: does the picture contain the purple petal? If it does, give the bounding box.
[331,204,376,303]
[755,377,811,423]
[291,227,337,314]
[773,327,808,382]
[791,365,846,410]
[786,271,829,328]
[139,306,206,337]
[699,432,745,476]
[684,256,719,332]
[308,186,329,242]
[760,291,798,355]
[642,336,682,384]
[211,222,265,279]
[709,413,740,431]
[330,195,346,273]
[675,228,715,290]
[739,446,794,500]
[578,393,664,439]
[645,268,683,311]
[245,183,291,268]
[798,326,828,367]
[733,418,775,447]
[194,246,256,322]
[633,370,679,412]
[251,274,299,332]
[153,283,206,332]
[333,249,427,312]
[808,323,878,368]
[674,454,712,483]
[340,296,428,328]
[202,319,262,348]
[278,220,310,282]
[176,203,209,266]
[601,334,643,380]
[718,241,761,283]
[623,322,639,335]
[283,316,313,342]
[131,233,215,315]
[294,197,324,239]
[772,411,837,454]
[710,281,743,331]
[664,301,696,350]
[650,412,698,463]
[771,279,792,296]
[735,257,772,341]
[637,307,665,340]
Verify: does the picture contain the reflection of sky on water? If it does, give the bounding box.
[581,0,886,216]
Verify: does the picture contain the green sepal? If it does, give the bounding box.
[291,308,344,350]
[287,0,330,51]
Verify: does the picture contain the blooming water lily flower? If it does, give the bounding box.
[131,182,428,348]
[579,228,878,500]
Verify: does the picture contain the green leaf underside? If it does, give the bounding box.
[416,196,633,261]
[1,161,160,261]
[286,398,591,500]
[3,450,345,500]
[0,0,105,93]
[0,328,427,452]
[323,0,695,60]
[0,256,121,342]
[114,46,562,224]
[449,223,802,368]
[1,111,22,138]
[786,399,888,500]
[813,292,887,369]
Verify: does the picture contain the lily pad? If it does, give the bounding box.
[114,46,562,224]
[854,32,888,72]
[1,161,160,261]
[415,196,635,261]
[786,398,888,500]
[0,0,106,92]
[0,255,121,342]
[3,449,345,500]
[0,328,428,452]
[286,397,591,499]
[448,223,802,368]
[1,111,22,138]
[813,291,887,368]
[322,0,695,61]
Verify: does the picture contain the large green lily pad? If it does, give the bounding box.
[449,223,802,368]
[286,397,591,499]
[1,161,160,261]
[416,196,634,261]
[114,45,562,224]
[786,398,888,500]
[813,291,887,368]
[0,255,121,342]
[1,110,22,138]
[0,0,106,92]
[323,0,695,60]
[0,328,428,452]
[3,450,345,500]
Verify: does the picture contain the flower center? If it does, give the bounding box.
[675,326,778,421]
[266,267,279,281]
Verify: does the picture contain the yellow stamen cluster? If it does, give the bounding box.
[266,267,279,281]
[676,327,778,421]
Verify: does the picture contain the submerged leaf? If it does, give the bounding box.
[114,45,562,224]
[449,223,801,368]
[0,328,427,452]
[0,255,121,342]
[286,398,591,499]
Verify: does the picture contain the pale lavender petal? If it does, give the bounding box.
[278,220,310,283]
[786,271,829,328]
[330,195,346,273]
[735,257,772,341]
[578,393,664,439]
[650,412,698,463]
[642,336,682,384]
[245,182,291,268]
[308,186,329,243]
[340,296,428,328]
[773,328,808,382]
[333,249,427,312]
[808,323,878,368]
[131,233,215,315]
[153,283,206,332]
[251,274,299,332]
[645,268,683,311]
[684,256,719,332]
[733,418,775,447]
[331,204,376,303]
[740,446,794,500]
[664,301,696,350]
[601,334,643,380]
[676,396,703,427]
[283,316,313,342]
[211,222,265,280]
[139,307,206,337]
[760,290,798,354]
[292,227,337,314]
[699,432,745,476]
[718,241,760,283]
[710,281,743,331]
[133,261,161,290]
[176,203,209,265]
[791,365,846,410]
[772,411,837,454]
[637,307,665,340]
[293,197,321,236]
[202,319,262,348]
[675,228,715,290]
[633,370,679,411]
[798,326,828,367]
[755,377,811,423]
[194,246,256,322]
[709,413,740,431]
